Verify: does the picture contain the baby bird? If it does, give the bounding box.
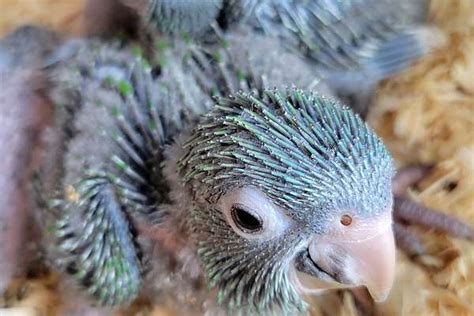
[35,32,396,314]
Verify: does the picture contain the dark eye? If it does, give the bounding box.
[231,204,263,233]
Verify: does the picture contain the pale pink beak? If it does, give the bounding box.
[295,212,396,302]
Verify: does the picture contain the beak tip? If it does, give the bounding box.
[365,226,396,303]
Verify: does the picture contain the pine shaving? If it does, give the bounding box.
[0,0,84,36]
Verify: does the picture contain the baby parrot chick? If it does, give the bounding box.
[35,34,396,314]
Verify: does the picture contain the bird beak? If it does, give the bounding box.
[293,213,395,302]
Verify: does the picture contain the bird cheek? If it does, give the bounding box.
[308,242,347,281]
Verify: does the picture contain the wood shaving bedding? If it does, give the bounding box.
[0,0,84,36]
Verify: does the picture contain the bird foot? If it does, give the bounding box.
[392,165,474,258]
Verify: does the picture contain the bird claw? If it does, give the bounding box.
[392,164,474,258]
[392,164,433,195]
[393,223,426,257]
[394,196,474,241]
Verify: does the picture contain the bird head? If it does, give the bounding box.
[178,89,395,313]
[121,0,259,37]
[121,0,224,37]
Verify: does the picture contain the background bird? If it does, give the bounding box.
[84,0,443,115]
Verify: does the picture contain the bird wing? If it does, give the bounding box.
[36,41,163,306]
[50,176,143,306]
[35,37,266,306]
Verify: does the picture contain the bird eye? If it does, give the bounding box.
[231,204,263,233]
[340,214,353,226]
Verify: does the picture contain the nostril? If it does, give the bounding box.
[340,214,353,226]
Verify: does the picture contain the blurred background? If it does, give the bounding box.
[0,0,473,315]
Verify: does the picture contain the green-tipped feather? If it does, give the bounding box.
[250,0,428,73]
